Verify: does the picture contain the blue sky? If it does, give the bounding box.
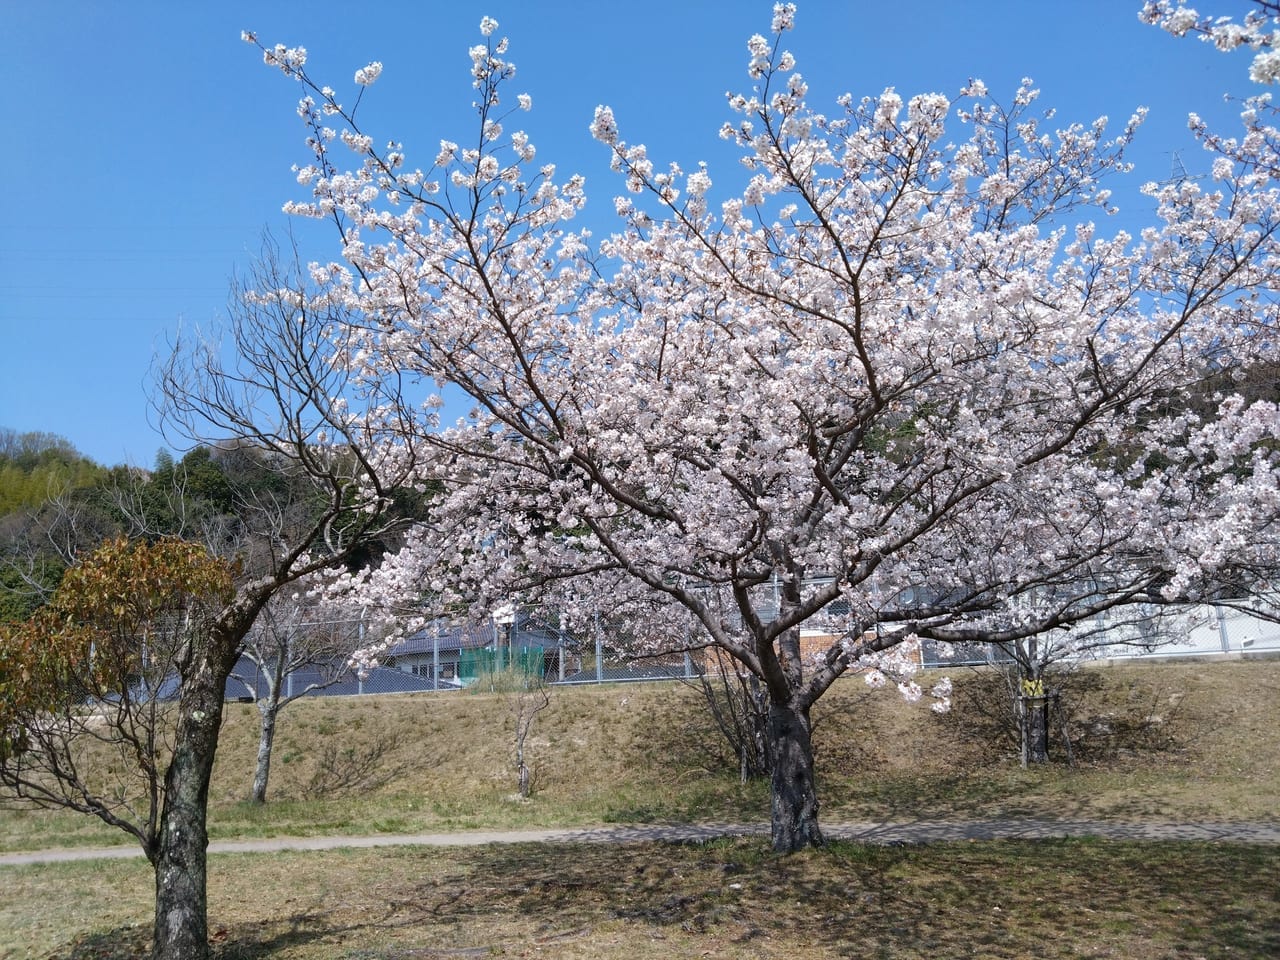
[0,1,1255,467]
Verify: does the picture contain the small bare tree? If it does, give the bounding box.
[688,647,772,782]
[232,593,367,803]
[981,604,1195,765]
[510,675,552,799]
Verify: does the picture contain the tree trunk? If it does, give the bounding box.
[150,659,228,960]
[1021,695,1050,766]
[766,700,823,853]
[251,702,278,804]
[1017,665,1050,766]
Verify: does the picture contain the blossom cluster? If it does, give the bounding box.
[1140,1,1280,81]
[353,61,382,86]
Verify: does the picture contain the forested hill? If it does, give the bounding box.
[0,428,111,515]
[0,430,425,621]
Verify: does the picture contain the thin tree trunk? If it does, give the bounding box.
[1018,644,1050,766]
[151,667,226,960]
[251,703,278,804]
[1023,695,1049,765]
[767,700,823,853]
[1018,663,1050,766]
[694,655,772,782]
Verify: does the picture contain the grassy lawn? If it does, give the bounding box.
[0,658,1277,957]
[2,837,1277,959]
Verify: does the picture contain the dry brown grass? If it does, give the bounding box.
[4,838,1279,959]
[1,658,1278,958]
[1,659,1277,855]
[816,657,1280,824]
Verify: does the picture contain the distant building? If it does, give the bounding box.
[380,615,579,684]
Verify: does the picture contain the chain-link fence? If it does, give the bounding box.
[235,599,1280,701]
[359,612,699,691]
[921,601,1280,669]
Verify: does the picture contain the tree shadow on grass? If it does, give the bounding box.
[825,769,1039,819]
[387,837,1280,960]
[51,908,390,960]
[50,839,1280,960]
[47,923,150,960]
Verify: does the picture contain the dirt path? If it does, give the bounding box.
[3,818,1279,866]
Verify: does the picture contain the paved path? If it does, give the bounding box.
[3,819,1278,866]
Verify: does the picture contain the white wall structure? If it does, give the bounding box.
[1023,602,1280,664]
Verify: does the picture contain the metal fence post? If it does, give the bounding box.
[1216,605,1231,653]
[595,616,604,683]
[358,615,365,694]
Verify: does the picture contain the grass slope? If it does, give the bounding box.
[2,659,1278,852]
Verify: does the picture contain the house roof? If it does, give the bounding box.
[383,616,577,658]
[225,655,460,698]
[384,622,497,656]
[313,666,459,695]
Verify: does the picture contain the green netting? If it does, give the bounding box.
[457,645,546,681]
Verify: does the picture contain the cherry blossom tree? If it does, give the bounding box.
[250,6,1280,851]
